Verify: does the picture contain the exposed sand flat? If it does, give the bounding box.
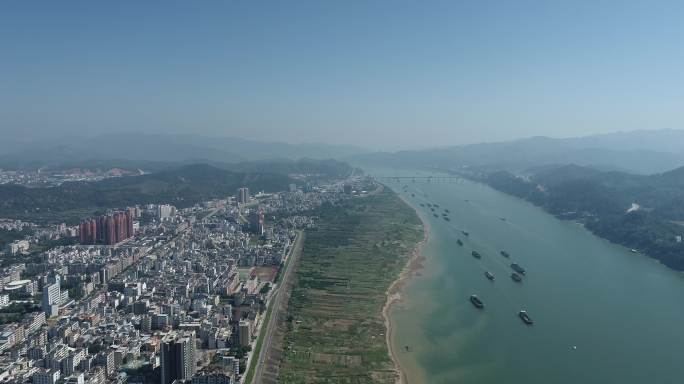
[383,194,429,384]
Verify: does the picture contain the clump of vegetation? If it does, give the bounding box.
[0,228,33,248]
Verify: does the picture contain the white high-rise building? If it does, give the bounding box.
[158,204,176,221]
[42,275,62,318]
[236,187,249,204]
[7,240,29,255]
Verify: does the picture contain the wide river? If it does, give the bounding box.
[379,170,684,384]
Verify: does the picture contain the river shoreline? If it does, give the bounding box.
[377,174,684,383]
[383,194,429,384]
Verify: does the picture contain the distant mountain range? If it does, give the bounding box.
[6,129,684,175]
[353,129,684,175]
[0,133,369,169]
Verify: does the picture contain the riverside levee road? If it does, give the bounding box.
[248,231,304,384]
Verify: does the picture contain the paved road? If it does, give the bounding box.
[249,230,304,384]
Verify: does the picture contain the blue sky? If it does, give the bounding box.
[1,0,683,149]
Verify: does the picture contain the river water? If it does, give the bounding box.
[381,171,684,384]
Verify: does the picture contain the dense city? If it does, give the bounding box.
[0,176,368,384]
[0,168,142,187]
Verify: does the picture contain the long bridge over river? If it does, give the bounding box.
[373,176,462,183]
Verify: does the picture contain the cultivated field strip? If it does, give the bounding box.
[278,190,423,383]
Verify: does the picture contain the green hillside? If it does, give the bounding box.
[0,163,293,224]
[471,165,684,270]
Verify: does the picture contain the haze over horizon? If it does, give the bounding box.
[3,1,684,150]
[6,129,684,158]
[4,3,684,384]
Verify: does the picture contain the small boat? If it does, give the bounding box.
[433,213,439,218]
[457,239,463,246]
[419,203,425,207]
[500,250,510,258]
[471,251,481,259]
[511,272,522,282]
[445,209,450,213]
[484,271,495,280]
[461,231,469,237]
[510,263,526,275]
[430,208,435,212]
[630,249,638,253]
[519,310,534,325]
[470,295,484,309]
[433,204,440,208]
[499,217,507,221]
[411,193,415,197]
[443,217,450,222]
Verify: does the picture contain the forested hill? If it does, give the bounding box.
[0,163,292,224]
[220,158,355,179]
[469,165,684,270]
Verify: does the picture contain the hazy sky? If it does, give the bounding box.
[1,1,683,150]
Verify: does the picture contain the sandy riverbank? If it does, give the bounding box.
[383,195,429,384]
